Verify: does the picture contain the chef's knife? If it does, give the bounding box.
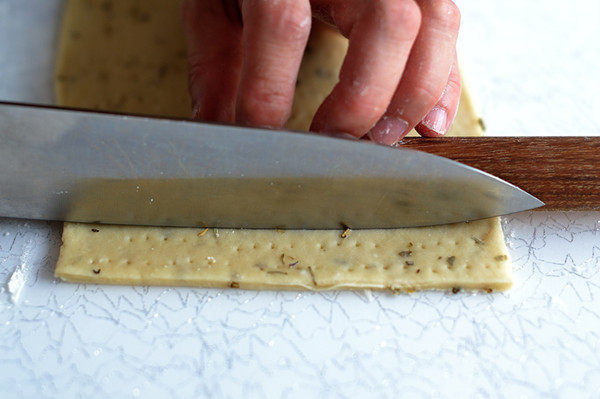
[0,101,544,229]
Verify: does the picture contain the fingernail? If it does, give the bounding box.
[367,117,409,145]
[422,107,448,135]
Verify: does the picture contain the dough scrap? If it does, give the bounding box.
[54,0,509,291]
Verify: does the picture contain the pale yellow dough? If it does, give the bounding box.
[54,0,509,291]
[57,219,510,292]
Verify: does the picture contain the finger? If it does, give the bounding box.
[182,0,243,123]
[415,53,461,137]
[310,0,422,141]
[367,0,461,143]
[236,0,311,128]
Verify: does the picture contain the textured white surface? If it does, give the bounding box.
[456,0,600,136]
[1,0,600,398]
[2,213,600,398]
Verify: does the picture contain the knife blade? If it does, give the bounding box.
[0,101,543,229]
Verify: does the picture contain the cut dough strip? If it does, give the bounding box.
[57,219,511,292]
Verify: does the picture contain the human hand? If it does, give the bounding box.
[182,0,461,144]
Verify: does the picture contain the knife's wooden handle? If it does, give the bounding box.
[398,137,600,210]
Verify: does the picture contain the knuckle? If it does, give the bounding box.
[350,87,389,113]
[425,0,461,32]
[412,83,443,108]
[240,84,291,124]
[239,101,288,127]
[251,88,289,109]
[336,94,387,128]
[376,0,422,34]
[256,0,311,40]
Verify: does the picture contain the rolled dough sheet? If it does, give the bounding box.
[54,0,509,291]
[54,0,483,136]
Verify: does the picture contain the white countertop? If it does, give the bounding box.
[1,0,600,397]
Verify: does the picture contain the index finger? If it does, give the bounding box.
[310,0,422,139]
[182,0,243,123]
[236,0,311,128]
